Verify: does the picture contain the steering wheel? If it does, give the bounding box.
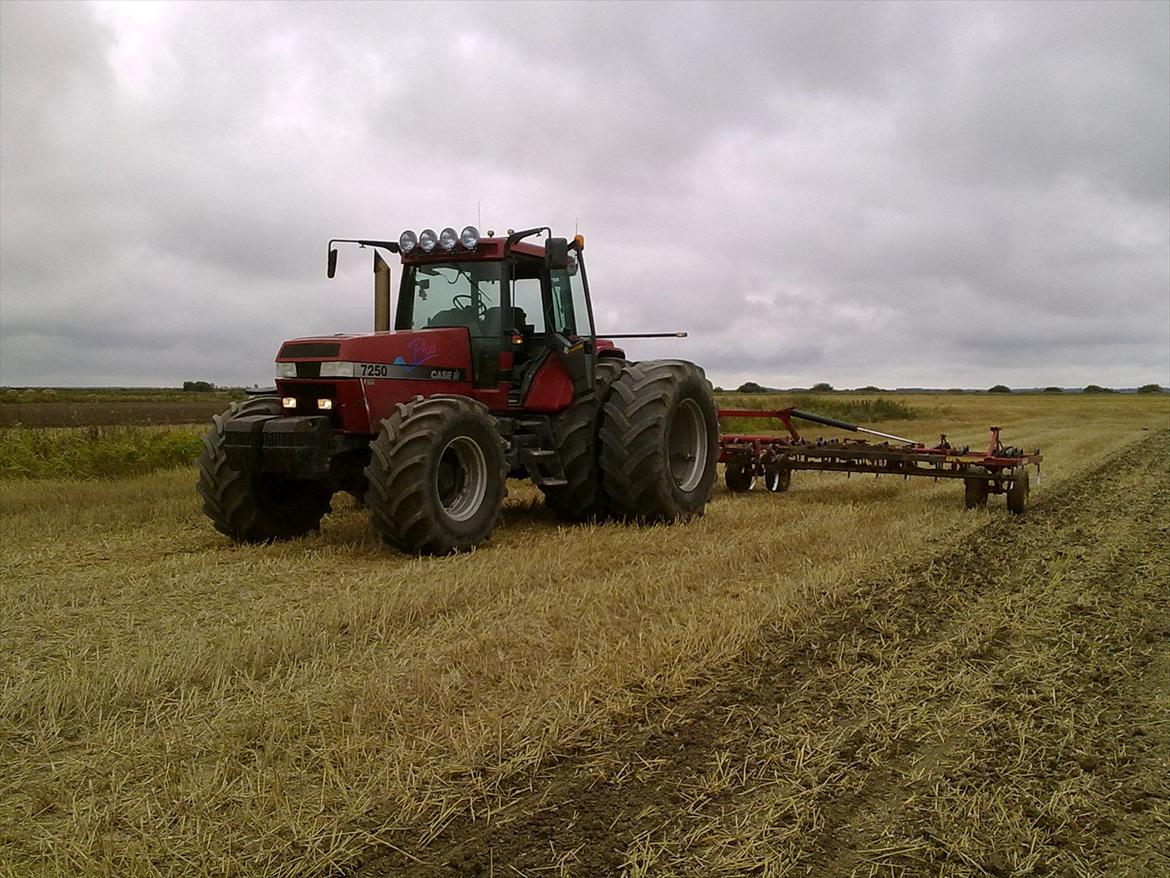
[452,294,487,319]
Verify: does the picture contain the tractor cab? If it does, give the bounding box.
[393,228,598,406]
[302,226,615,429]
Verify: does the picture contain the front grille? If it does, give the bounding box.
[279,341,341,358]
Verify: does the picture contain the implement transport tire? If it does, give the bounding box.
[599,360,719,522]
[1007,469,1030,515]
[541,358,627,521]
[964,476,990,509]
[725,464,755,493]
[365,395,507,555]
[764,464,791,493]
[196,396,333,542]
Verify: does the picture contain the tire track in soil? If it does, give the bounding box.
[355,431,1170,877]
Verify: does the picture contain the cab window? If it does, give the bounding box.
[400,261,504,387]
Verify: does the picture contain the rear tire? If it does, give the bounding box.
[540,358,626,521]
[599,360,719,521]
[1006,469,1030,515]
[365,396,507,555]
[196,397,333,542]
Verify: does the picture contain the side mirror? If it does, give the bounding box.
[327,248,338,279]
[545,237,570,270]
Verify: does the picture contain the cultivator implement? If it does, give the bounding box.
[718,407,1042,513]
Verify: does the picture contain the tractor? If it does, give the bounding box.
[196,226,720,554]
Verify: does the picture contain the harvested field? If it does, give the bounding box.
[1,393,1167,877]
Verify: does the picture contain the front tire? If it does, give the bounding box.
[196,397,333,542]
[365,396,507,555]
[599,360,719,522]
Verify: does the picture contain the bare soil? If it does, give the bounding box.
[359,431,1170,876]
[0,400,227,427]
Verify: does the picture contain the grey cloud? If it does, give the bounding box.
[1,0,1167,390]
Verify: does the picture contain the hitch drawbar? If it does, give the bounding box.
[717,406,1042,513]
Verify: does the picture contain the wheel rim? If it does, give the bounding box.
[668,398,708,492]
[436,436,488,522]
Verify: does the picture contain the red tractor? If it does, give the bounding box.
[197,226,720,554]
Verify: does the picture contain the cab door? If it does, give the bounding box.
[547,250,596,396]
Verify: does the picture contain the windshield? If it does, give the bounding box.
[403,261,503,336]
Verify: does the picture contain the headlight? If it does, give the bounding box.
[399,230,417,253]
[418,228,437,252]
[317,399,333,411]
[439,227,458,251]
[276,362,296,378]
[282,397,297,409]
[318,361,356,378]
[460,225,479,249]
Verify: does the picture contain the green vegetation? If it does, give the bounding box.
[0,425,205,479]
[1082,384,1116,394]
[1137,383,1165,394]
[988,384,1012,393]
[810,382,835,393]
[182,380,216,392]
[1043,386,1063,393]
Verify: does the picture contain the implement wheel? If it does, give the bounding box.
[725,464,755,492]
[964,476,990,509]
[764,464,791,493]
[540,358,626,521]
[196,397,333,542]
[1007,469,1030,515]
[365,396,507,554]
[599,360,719,521]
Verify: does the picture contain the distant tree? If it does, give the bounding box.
[945,388,965,394]
[712,386,725,393]
[1137,383,1165,394]
[988,384,1011,393]
[810,382,835,393]
[1042,386,1063,393]
[183,380,215,392]
[737,381,766,394]
[1082,384,1115,394]
[855,385,882,393]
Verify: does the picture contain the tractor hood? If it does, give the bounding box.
[275,328,473,382]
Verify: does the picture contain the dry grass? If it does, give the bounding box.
[1,393,1167,876]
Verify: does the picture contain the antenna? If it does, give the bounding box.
[575,217,579,236]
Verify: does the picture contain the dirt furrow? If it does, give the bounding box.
[357,431,1169,877]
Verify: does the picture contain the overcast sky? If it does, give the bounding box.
[1,0,1167,389]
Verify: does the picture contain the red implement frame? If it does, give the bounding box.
[718,406,1043,510]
